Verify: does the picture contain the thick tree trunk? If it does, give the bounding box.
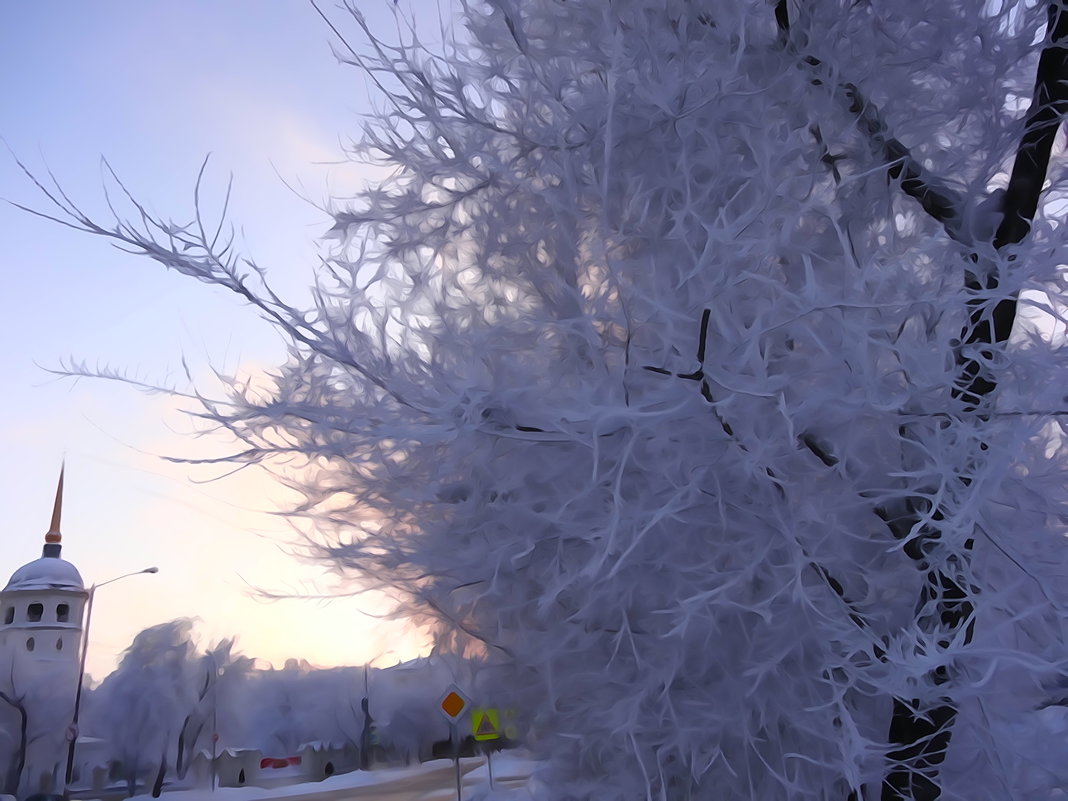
[881,3,1068,798]
[772,1,1068,797]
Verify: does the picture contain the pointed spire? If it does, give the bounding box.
[43,462,64,558]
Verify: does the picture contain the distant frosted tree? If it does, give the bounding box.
[369,658,456,764]
[92,620,198,796]
[19,0,1068,798]
[174,638,251,780]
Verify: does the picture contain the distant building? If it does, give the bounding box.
[297,740,359,780]
[0,466,88,796]
[188,748,263,788]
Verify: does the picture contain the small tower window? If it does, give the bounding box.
[56,637,63,651]
[3,607,12,625]
[56,604,70,622]
[27,603,43,622]
[26,637,35,652]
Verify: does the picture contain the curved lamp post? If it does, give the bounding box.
[62,567,159,798]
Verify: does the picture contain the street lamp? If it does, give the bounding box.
[62,567,159,798]
[208,652,223,793]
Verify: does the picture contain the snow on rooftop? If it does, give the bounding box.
[4,556,84,592]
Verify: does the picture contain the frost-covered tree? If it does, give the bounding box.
[91,620,199,796]
[367,658,456,765]
[243,659,324,757]
[17,0,1068,798]
[173,638,251,780]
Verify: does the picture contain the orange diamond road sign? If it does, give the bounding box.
[438,684,471,722]
[472,707,501,741]
[442,692,465,717]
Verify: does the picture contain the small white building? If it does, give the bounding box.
[297,740,358,781]
[188,748,264,788]
[70,736,110,792]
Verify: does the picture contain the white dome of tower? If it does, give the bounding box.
[4,557,84,592]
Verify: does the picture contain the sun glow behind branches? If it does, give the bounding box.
[0,0,451,681]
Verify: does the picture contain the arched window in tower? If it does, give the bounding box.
[55,637,63,651]
[3,607,12,625]
[27,603,43,622]
[56,603,70,622]
[26,637,35,652]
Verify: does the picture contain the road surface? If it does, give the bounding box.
[282,760,478,801]
[263,757,530,801]
[74,755,533,801]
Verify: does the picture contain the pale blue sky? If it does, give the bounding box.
[0,1,444,678]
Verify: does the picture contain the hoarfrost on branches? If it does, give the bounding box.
[19,0,1068,798]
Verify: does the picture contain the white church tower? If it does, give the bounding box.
[0,465,88,795]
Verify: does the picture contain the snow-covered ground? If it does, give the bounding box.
[424,753,541,801]
[108,753,539,801]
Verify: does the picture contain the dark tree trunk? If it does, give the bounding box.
[880,3,1068,798]
[175,713,205,780]
[770,1,1068,797]
[359,696,373,770]
[175,725,187,781]
[151,749,167,798]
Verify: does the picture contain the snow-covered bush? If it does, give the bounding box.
[21,0,1068,798]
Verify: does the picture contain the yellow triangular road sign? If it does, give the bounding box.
[472,707,501,741]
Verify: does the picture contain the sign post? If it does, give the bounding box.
[438,684,471,801]
[471,707,501,790]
